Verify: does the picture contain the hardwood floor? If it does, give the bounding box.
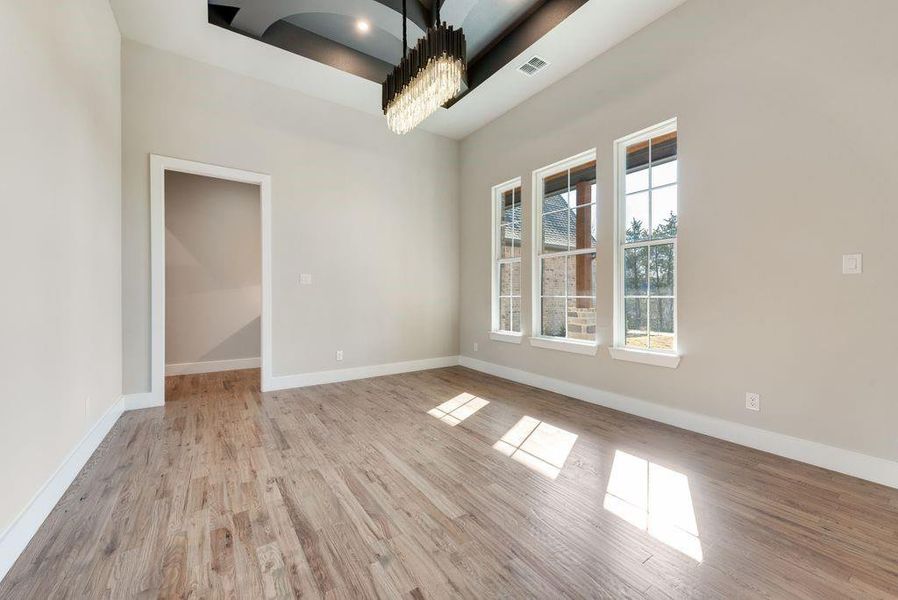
[2,367,897,599]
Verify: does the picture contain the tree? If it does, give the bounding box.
[623,218,648,339]
[653,212,677,239]
[649,212,676,337]
[625,217,647,243]
[623,213,677,343]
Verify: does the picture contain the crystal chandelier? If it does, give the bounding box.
[382,0,466,135]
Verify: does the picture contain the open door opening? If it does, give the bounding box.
[149,155,272,406]
[163,172,261,398]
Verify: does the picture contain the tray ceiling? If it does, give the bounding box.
[109,0,688,139]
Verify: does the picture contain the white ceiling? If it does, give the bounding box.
[109,0,687,140]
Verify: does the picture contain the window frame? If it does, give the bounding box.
[490,177,523,341]
[530,149,599,353]
[611,118,680,367]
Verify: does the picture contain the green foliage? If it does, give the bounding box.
[623,213,676,336]
[654,212,677,239]
[625,218,647,243]
[625,212,677,242]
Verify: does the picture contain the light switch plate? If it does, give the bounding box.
[300,273,312,285]
[842,254,862,275]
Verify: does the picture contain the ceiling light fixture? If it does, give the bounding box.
[382,0,466,135]
[356,19,370,33]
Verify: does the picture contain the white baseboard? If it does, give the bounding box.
[166,357,261,376]
[0,396,126,582]
[123,392,163,410]
[458,356,898,490]
[5,354,894,588]
[0,356,456,584]
[265,355,460,391]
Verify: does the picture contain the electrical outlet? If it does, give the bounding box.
[300,273,312,285]
[336,350,343,361]
[745,392,760,411]
[842,253,862,275]
[473,342,479,352]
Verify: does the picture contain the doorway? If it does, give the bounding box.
[149,155,272,405]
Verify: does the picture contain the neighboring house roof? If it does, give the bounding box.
[503,194,597,251]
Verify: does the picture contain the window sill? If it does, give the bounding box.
[608,347,681,369]
[490,331,523,344]
[529,336,598,356]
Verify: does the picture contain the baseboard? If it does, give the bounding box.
[1,355,456,580]
[166,357,260,376]
[0,396,126,582]
[6,355,893,589]
[123,392,163,410]
[265,355,460,391]
[458,355,898,490]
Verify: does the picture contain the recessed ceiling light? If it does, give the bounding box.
[356,20,370,32]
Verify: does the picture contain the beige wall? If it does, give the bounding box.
[0,1,122,532]
[459,0,898,461]
[165,172,261,366]
[123,41,460,392]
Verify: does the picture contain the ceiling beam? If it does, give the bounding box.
[263,21,394,82]
[446,0,588,107]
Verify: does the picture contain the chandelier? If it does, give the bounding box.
[382,0,466,135]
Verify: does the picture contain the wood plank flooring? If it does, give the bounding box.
[2,367,897,599]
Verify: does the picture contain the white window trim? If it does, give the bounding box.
[612,117,680,366]
[490,177,523,337]
[530,336,598,355]
[530,149,598,351]
[608,347,680,368]
[490,331,523,344]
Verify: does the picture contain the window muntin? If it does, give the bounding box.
[617,122,678,353]
[493,180,522,334]
[534,153,597,342]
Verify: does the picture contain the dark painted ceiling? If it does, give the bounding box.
[208,0,587,98]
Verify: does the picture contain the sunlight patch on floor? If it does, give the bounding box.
[603,450,703,562]
[493,416,578,479]
[428,392,490,426]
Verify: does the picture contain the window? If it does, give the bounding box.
[532,151,597,347]
[491,179,522,337]
[614,119,678,358]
